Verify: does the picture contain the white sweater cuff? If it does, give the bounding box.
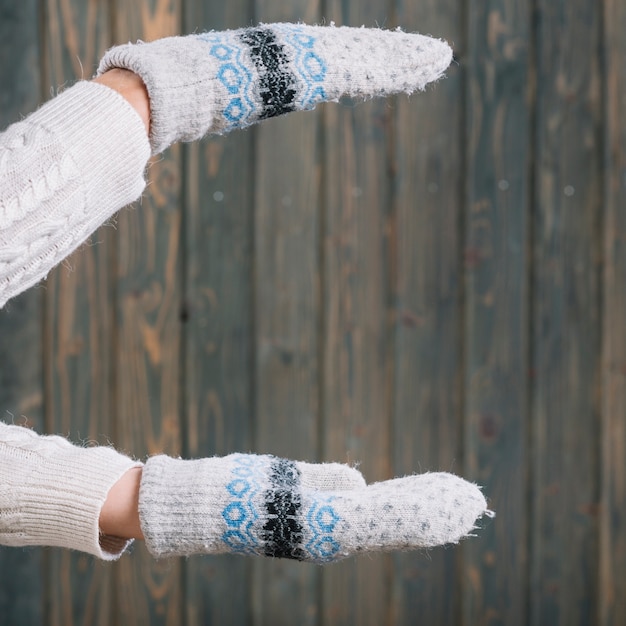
[0,422,142,559]
[19,445,142,559]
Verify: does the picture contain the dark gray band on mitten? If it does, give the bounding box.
[261,458,306,560]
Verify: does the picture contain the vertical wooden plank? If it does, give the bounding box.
[251,1,322,624]
[41,0,115,623]
[111,0,183,624]
[531,1,602,624]
[0,5,44,625]
[600,0,626,623]
[462,1,531,625]
[390,1,465,623]
[182,3,255,625]
[319,3,394,625]
[0,0,41,125]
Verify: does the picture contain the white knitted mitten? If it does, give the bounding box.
[98,23,453,153]
[139,454,490,561]
[0,421,142,559]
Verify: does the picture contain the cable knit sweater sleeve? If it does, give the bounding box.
[0,80,151,309]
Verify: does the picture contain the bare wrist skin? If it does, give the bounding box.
[93,68,150,136]
[99,466,144,540]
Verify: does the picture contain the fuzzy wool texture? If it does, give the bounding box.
[98,23,453,154]
[0,81,150,309]
[0,23,451,309]
[139,453,489,562]
[0,421,142,559]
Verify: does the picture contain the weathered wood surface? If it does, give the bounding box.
[320,0,394,622]
[0,0,624,624]
[390,0,464,623]
[112,0,184,623]
[251,1,323,622]
[42,0,117,623]
[600,0,626,624]
[463,1,531,625]
[0,2,44,624]
[182,0,255,623]
[531,1,602,624]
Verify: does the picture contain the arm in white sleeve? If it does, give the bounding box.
[0,421,142,559]
[0,80,151,309]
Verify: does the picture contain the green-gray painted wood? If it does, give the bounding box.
[41,0,116,623]
[0,0,623,622]
[531,1,602,624]
[462,1,531,624]
[600,0,626,623]
[0,0,44,619]
[320,1,395,623]
[182,1,255,624]
[250,1,322,623]
[110,1,184,624]
[390,0,465,622]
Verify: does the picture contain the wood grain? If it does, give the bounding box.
[390,1,465,623]
[600,0,626,623]
[319,3,395,624]
[0,5,44,625]
[111,0,183,624]
[462,2,531,625]
[531,1,602,624]
[42,0,115,622]
[1,0,624,623]
[182,2,255,624]
[250,1,323,624]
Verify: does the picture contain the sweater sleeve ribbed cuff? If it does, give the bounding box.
[97,38,214,154]
[21,446,143,560]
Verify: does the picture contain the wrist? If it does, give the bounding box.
[93,68,151,136]
[99,466,144,540]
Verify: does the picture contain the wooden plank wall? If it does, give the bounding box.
[0,5,44,625]
[0,0,624,624]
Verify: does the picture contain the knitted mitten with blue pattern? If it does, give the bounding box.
[139,454,490,561]
[97,23,452,154]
